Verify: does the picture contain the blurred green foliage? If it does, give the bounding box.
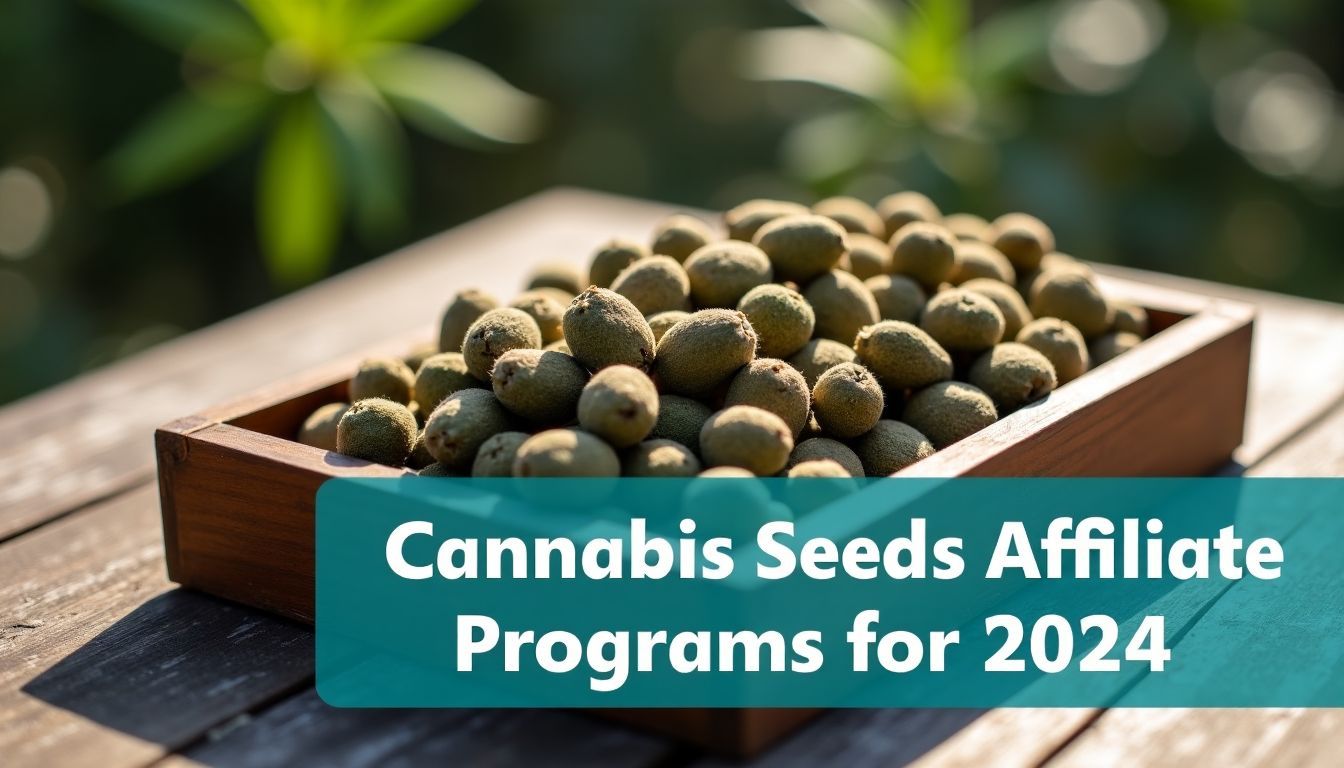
[0,0,1341,405]
[100,0,542,285]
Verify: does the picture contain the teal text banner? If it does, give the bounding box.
[315,478,1343,708]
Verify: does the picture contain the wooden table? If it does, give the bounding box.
[2,189,1342,768]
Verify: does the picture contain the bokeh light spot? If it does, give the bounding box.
[1050,0,1166,94]
[1214,52,1336,178]
[0,166,53,259]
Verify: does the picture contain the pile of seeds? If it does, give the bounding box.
[297,194,1149,478]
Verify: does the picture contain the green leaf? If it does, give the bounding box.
[237,0,302,41]
[318,75,409,240]
[355,0,476,43]
[738,28,897,107]
[789,0,901,48]
[105,83,274,201]
[98,0,267,57]
[258,98,344,287]
[362,44,544,145]
[901,0,969,79]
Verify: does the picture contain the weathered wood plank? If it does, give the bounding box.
[0,189,679,539]
[0,482,674,768]
[154,691,672,768]
[0,486,317,768]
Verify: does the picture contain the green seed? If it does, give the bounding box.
[942,212,991,242]
[562,287,656,372]
[812,362,884,439]
[683,241,774,308]
[854,320,954,391]
[737,284,815,359]
[508,289,567,344]
[1023,257,1093,301]
[1029,271,1113,338]
[787,458,852,478]
[654,309,757,397]
[438,289,498,353]
[902,381,998,449]
[876,191,941,240]
[724,199,810,241]
[1112,302,1149,337]
[843,233,894,280]
[297,402,349,451]
[414,351,479,414]
[968,342,1058,412]
[724,358,811,438]
[610,255,692,316]
[623,439,703,477]
[803,269,881,344]
[699,405,794,476]
[813,196,884,238]
[651,214,716,262]
[890,221,957,289]
[349,357,415,405]
[853,420,935,476]
[949,241,1016,285]
[960,277,1033,339]
[462,308,544,381]
[752,214,848,284]
[588,239,648,288]
[649,394,713,454]
[865,274,927,324]
[786,338,857,388]
[578,365,660,448]
[1016,317,1089,384]
[491,348,588,424]
[648,310,692,341]
[919,289,1006,352]
[418,462,459,477]
[990,213,1055,271]
[513,428,621,477]
[423,389,512,470]
[1089,331,1142,365]
[336,398,418,466]
[788,437,864,478]
[471,431,530,477]
[525,261,585,295]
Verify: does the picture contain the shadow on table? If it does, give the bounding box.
[15,586,989,763]
[21,588,313,749]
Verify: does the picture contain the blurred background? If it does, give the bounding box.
[2,0,1342,404]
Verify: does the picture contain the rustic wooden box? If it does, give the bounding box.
[156,261,1253,757]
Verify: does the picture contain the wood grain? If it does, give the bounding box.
[0,486,313,768]
[0,189,680,540]
[154,691,672,768]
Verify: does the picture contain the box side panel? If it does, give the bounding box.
[158,424,406,622]
[966,313,1253,477]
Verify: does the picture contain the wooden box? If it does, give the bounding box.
[156,255,1253,757]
